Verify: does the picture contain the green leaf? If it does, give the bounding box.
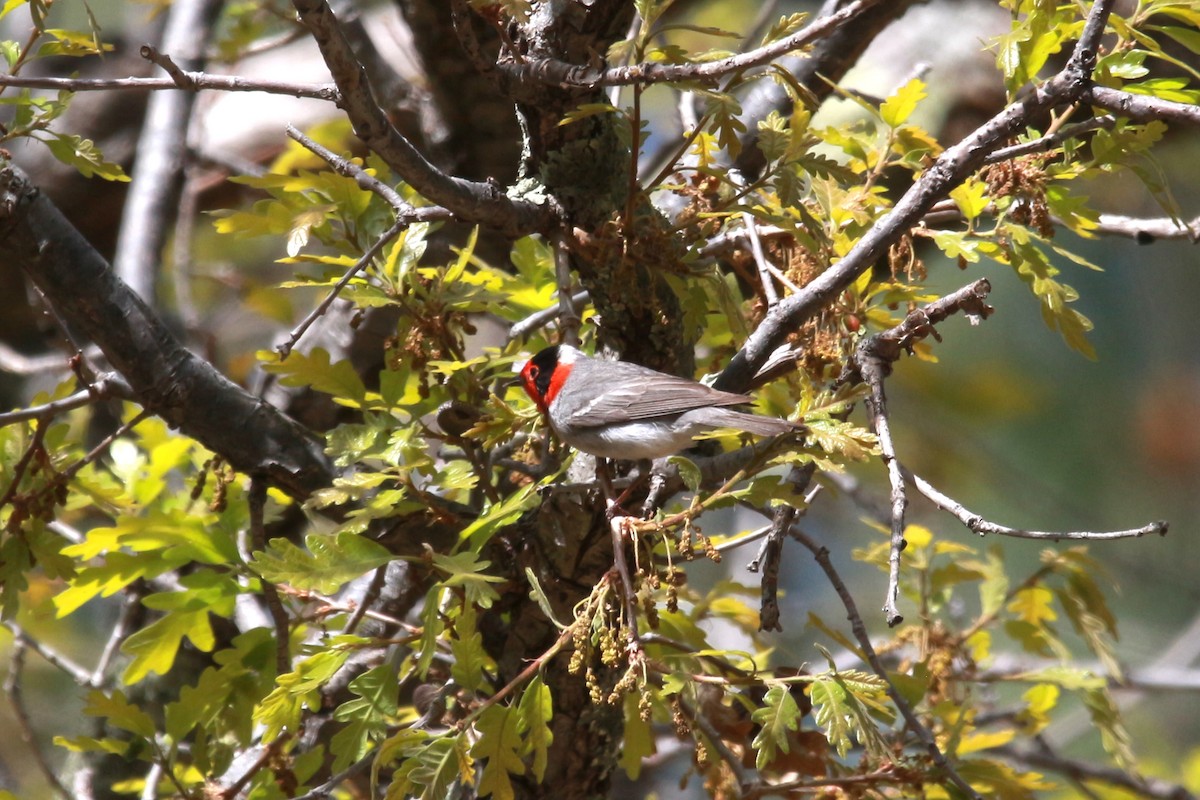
[450,606,490,694]
[1007,586,1056,625]
[667,454,701,493]
[249,532,393,594]
[880,78,927,127]
[43,132,129,181]
[331,664,400,772]
[459,484,539,548]
[951,178,990,220]
[256,649,352,742]
[82,689,156,739]
[121,606,217,684]
[518,676,553,782]
[1084,687,1136,771]
[751,684,802,769]
[165,629,276,741]
[432,551,504,608]
[808,677,853,758]
[258,347,368,406]
[471,704,525,800]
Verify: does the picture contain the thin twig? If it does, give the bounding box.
[0,373,133,428]
[996,742,1195,800]
[3,621,94,684]
[861,357,907,627]
[907,468,1169,541]
[60,409,153,483]
[0,416,48,510]
[553,234,581,346]
[249,478,291,675]
[275,219,407,359]
[679,694,750,790]
[838,279,996,625]
[342,565,387,636]
[789,529,982,800]
[0,72,341,100]
[288,751,374,800]
[983,115,1116,164]
[508,291,590,342]
[90,591,143,687]
[754,504,793,631]
[609,513,644,653]
[5,642,73,800]
[743,766,913,800]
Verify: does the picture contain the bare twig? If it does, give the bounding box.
[90,591,143,687]
[609,513,644,652]
[0,72,341,100]
[0,373,133,428]
[742,766,913,800]
[274,219,407,360]
[907,469,1169,541]
[0,342,99,376]
[286,125,454,216]
[753,504,793,631]
[290,0,551,237]
[789,529,982,800]
[996,742,1195,800]
[1091,213,1200,243]
[3,621,94,684]
[983,115,1117,164]
[341,565,387,636]
[508,291,590,342]
[5,642,72,800]
[114,0,225,303]
[1085,84,1200,129]
[60,409,154,483]
[679,693,750,790]
[249,478,291,675]
[288,751,373,800]
[838,279,995,624]
[715,0,1119,394]
[553,234,582,346]
[861,356,907,628]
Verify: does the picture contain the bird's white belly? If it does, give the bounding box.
[560,419,697,460]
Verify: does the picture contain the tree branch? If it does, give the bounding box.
[290,0,552,237]
[0,72,341,100]
[504,0,879,89]
[714,0,1119,393]
[113,0,225,302]
[0,162,334,500]
[1085,84,1200,129]
[789,528,983,800]
[996,743,1195,800]
[907,468,1169,541]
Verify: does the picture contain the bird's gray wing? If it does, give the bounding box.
[562,365,753,427]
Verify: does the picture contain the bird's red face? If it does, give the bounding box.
[519,345,572,415]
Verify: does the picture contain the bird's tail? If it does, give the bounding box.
[688,407,800,437]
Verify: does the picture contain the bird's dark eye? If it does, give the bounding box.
[528,366,539,378]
